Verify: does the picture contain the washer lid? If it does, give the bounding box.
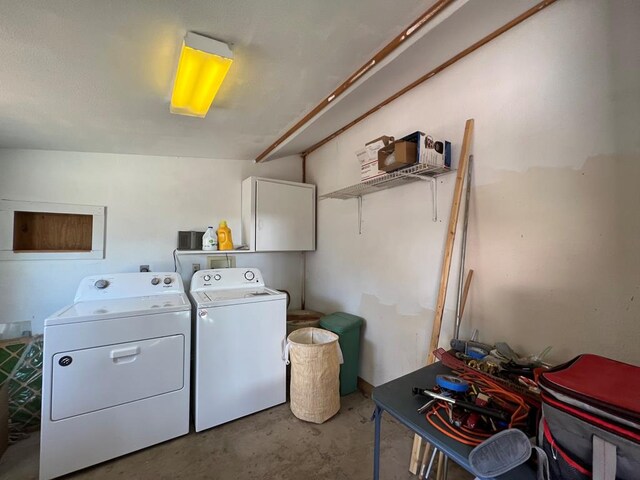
[45,293,190,326]
[190,287,286,307]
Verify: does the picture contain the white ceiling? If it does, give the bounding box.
[0,0,438,160]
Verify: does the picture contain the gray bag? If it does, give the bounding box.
[469,428,549,480]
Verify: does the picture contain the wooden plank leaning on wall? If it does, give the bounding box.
[409,119,473,476]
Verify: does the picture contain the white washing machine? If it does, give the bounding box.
[40,273,191,480]
[189,268,287,432]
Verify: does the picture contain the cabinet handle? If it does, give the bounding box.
[110,346,140,363]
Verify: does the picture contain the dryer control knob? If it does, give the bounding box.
[203,275,211,281]
[151,277,160,285]
[214,274,221,281]
[244,271,255,281]
[94,279,109,289]
[163,277,173,285]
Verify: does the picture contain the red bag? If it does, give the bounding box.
[538,354,640,480]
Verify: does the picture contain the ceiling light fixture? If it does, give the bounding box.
[170,32,233,118]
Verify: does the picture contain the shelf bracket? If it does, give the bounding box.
[430,178,437,222]
[395,172,438,222]
[358,196,363,235]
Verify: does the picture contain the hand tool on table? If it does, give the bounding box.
[417,399,437,414]
[450,338,493,355]
[412,387,510,423]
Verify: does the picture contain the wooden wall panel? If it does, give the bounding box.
[13,212,93,252]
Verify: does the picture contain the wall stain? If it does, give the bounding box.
[467,154,640,365]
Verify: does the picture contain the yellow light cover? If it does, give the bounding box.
[170,43,233,117]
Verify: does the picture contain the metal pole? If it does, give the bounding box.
[454,155,473,340]
[358,196,363,235]
[301,252,306,310]
[425,447,438,479]
[373,406,382,480]
[442,456,449,480]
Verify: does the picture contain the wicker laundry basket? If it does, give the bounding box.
[286,327,342,424]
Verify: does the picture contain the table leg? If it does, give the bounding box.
[372,406,382,480]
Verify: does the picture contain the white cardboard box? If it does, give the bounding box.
[356,148,369,164]
[400,131,451,168]
[423,136,451,167]
[365,140,385,161]
[361,160,385,181]
[357,136,393,182]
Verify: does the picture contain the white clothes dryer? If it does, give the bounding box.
[189,268,287,432]
[40,273,191,480]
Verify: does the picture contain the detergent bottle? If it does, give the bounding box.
[202,227,216,251]
[217,221,233,251]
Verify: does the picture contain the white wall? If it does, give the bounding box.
[305,0,640,386]
[0,149,303,333]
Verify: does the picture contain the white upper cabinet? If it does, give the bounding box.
[241,177,316,252]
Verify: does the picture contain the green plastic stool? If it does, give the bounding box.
[319,312,364,396]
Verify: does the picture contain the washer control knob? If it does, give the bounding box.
[151,277,160,285]
[163,277,173,285]
[244,271,255,281]
[94,279,109,289]
[203,275,211,282]
[214,274,221,281]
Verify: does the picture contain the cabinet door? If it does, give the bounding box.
[255,180,315,251]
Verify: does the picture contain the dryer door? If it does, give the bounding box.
[50,334,184,420]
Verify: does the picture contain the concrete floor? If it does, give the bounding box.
[0,393,472,480]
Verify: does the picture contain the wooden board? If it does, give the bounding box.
[410,119,473,474]
[254,0,454,162]
[13,211,93,252]
[409,436,424,474]
[427,118,473,364]
[459,269,474,320]
[301,1,557,158]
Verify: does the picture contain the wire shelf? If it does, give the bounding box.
[319,163,453,200]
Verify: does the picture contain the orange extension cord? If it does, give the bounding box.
[424,371,531,446]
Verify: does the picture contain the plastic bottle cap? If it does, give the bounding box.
[219,221,227,227]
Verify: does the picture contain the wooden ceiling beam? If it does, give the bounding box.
[254,0,455,162]
[303,0,557,156]
[301,0,558,158]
